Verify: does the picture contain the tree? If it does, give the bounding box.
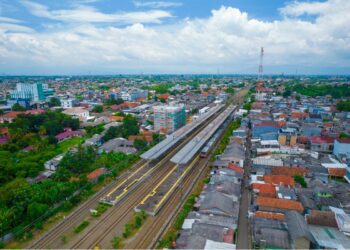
[102,126,122,141]
[133,139,147,151]
[336,100,350,111]
[12,103,26,111]
[283,89,292,97]
[48,97,61,107]
[92,105,103,113]
[122,115,139,138]
[225,87,235,94]
[243,103,251,111]
[104,98,124,106]
[159,98,166,103]
[27,202,49,220]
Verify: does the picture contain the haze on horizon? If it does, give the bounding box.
[0,0,349,75]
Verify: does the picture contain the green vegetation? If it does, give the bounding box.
[74,220,90,234]
[91,203,110,217]
[92,105,103,113]
[102,114,139,141]
[146,83,172,94]
[243,102,251,111]
[225,86,235,94]
[336,100,350,111]
[12,103,26,111]
[123,210,148,237]
[48,97,61,107]
[84,124,105,137]
[103,98,124,106]
[339,133,350,139]
[294,175,307,188]
[211,119,241,160]
[60,235,68,244]
[111,236,122,249]
[133,139,148,151]
[290,84,350,98]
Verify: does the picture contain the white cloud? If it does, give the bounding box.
[133,1,182,8]
[20,0,172,24]
[1,0,350,74]
[0,17,23,23]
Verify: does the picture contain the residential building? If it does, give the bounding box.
[333,138,350,159]
[153,104,186,133]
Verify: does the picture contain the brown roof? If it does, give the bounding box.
[252,183,276,197]
[227,163,244,174]
[271,166,307,177]
[306,210,338,227]
[263,175,295,187]
[328,168,346,177]
[255,211,285,221]
[87,168,107,180]
[256,197,304,212]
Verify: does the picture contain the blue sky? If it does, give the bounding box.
[0,0,349,75]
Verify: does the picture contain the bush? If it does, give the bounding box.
[294,175,307,188]
[74,220,90,234]
[34,222,43,230]
[111,236,121,249]
[122,223,132,238]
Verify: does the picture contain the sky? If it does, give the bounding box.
[0,0,349,75]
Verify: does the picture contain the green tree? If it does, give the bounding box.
[336,100,350,111]
[27,202,49,220]
[225,87,235,94]
[92,105,103,113]
[48,97,61,107]
[12,103,26,111]
[133,139,147,151]
[122,115,139,138]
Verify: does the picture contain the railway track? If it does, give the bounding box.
[131,157,209,249]
[55,105,223,249]
[27,159,148,249]
[71,161,177,249]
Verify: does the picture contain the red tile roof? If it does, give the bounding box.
[271,167,307,177]
[255,211,285,221]
[256,197,304,212]
[227,163,244,174]
[252,183,276,197]
[328,168,346,177]
[87,168,107,180]
[263,175,295,187]
[310,136,335,144]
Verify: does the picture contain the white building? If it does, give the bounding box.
[60,98,78,108]
[63,107,91,121]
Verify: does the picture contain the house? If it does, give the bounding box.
[218,142,245,167]
[271,166,307,177]
[87,167,107,183]
[263,175,295,188]
[254,211,285,221]
[333,138,350,159]
[309,136,335,153]
[99,138,136,154]
[252,183,277,198]
[83,134,102,147]
[285,211,315,249]
[256,197,304,213]
[199,191,238,217]
[44,154,65,171]
[55,128,84,142]
[63,107,91,121]
[252,217,291,249]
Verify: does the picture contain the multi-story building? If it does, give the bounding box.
[10,83,54,102]
[153,104,186,133]
[60,98,78,108]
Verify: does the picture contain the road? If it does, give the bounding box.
[237,121,252,249]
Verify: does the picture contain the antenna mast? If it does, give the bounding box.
[258,47,264,80]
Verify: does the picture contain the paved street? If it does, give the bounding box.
[237,124,252,249]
